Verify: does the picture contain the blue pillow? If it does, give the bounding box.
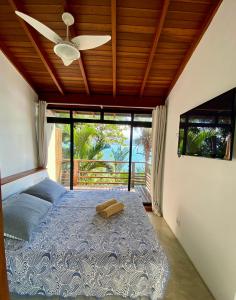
[3,193,51,241]
[24,178,67,203]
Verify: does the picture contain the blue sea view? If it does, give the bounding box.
[102,143,146,162]
[102,141,148,172]
[102,127,148,164]
[61,125,151,172]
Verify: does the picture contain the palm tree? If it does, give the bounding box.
[62,123,112,172]
[134,128,152,184]
[110,146,129,184]
[111,145,129,173]
[58,122,127,185]
[134,128,152,164]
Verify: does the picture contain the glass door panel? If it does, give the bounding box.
[131,127,152,203]
[73,122,130,190]
[47,123,71,188]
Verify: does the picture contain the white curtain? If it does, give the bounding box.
[151,105,167,216]
[38,101,48,168]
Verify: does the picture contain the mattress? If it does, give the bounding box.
[5,190,169,300]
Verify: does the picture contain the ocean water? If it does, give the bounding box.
[102,143,148,172]
[102,144,145,161]
[101,126,150,164]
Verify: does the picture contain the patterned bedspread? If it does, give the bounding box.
[5,190,169,299]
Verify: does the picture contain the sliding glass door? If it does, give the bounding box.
[72,117,130,190]
[131,127,152,203]
[47,109,152,196]
[47,123,71,188]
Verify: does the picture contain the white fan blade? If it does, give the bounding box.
[71,35,111,50]
[61,57,74,66]
[15,11,62,44]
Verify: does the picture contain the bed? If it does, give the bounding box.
[4,187,169,300]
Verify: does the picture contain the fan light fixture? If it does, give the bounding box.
[15,11,111,67]
[54,42,80,66]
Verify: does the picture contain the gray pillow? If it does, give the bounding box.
[24,178,67,203]
[3,193,51,241]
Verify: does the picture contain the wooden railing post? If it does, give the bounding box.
[0,172,10,300]
[61,159,148,188]
[131,162,135,188]
[55,127,62,182]
[145,163,151,195]
[77,160,80,187]
[145,162,148,186]
[73,159,79,187]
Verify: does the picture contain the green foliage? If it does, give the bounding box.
[178,128,184,154]
[134,128,152,164]
[187,129,216,155]
[111,145,129,161]
[111,145,129,173]
[57,121,152,186]
[179,128,217,156]
[58,122,127,184]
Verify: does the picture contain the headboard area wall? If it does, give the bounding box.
[1,168,48,200]
[0,52,38,179]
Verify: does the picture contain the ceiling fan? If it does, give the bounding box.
[15,11,111,66]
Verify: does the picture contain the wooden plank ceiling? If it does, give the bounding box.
[0,0,222,108]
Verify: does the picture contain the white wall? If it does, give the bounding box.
[0,51,38,178]
[2,170,48,200]
[163,1,236,299]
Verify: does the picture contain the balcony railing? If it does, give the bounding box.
[59,159,151,193]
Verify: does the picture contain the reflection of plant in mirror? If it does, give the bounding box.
[179,127,230,158]
[215,127,231,158]
[187,128,216,156]
[178,128,184,154]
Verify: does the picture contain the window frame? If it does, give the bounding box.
[47,107,152,195]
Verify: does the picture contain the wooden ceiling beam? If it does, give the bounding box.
[111,0,116,97]
[0,41,37,92]
[165,0,223,99]
[139,0,170,97]
[63,0,90,95]
[7,0,64,95]
[78,59,90,95]
[39,92,164,108]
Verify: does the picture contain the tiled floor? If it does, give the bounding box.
[148,213,215,300]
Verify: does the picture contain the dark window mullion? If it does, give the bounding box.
[128,113,134,191]
[70,111,74,190]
